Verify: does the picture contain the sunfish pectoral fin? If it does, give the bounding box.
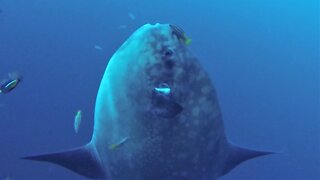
[220,142,275,176]
[161,100,183,118]
[152,95,183,118]
[21,143,106,179]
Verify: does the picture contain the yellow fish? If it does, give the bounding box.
[183,33,192,45]
[109,137,129,150]
[170,24,192,45]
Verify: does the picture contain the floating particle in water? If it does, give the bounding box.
[118,24,127,29]
[128,12,135,20]
[94,45,103,51]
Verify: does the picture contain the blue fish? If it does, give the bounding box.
[22,24,273,179]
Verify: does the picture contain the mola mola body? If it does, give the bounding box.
[22,23,273,179]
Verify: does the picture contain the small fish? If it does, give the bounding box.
[109,137,129,150]
[0,72,22,94]
[74,110,82,133]
[170,24,192,45]
[128,12,135,20]
[94,45,103,51]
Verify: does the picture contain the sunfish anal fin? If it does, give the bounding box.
[220,143,275,176]
[21,143,106,179]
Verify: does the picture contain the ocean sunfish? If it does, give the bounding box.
[22,23,273,179]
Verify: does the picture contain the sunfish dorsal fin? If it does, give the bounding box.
[220,143,275,176]
[21,144,105,178]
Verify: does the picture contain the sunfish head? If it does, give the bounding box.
[92,23,199,142]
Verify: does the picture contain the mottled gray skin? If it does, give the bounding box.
[91,23,230,180]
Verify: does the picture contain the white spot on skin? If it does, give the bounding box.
[198,96,206,104]
[173,126,179,132]
[177,152,188,159]
[201,101,213,114]
[150,67,159,76]
[193,119,200,126]
[196,71,205,80]
[188,130,197,138]
[200,136,206,142]
[201,85,211,94]
[192,153,200,163]
[202,167,207,172]
[207,139,216,150]
[148,36,156,45]
[172,172,179,176]
[192,107,200,117]
[181,171,188,177]
[176,67,184,75]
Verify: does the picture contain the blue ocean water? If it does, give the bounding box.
[0,0,319,179]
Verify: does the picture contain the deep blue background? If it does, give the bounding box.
[0,0,319,179]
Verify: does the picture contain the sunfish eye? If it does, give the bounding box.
[154,83,171,95]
